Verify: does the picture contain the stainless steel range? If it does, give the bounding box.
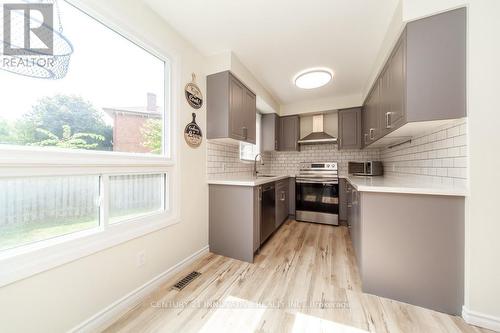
[295,162,339,226]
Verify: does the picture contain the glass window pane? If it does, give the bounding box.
[0,1,167,155]
[109,174,165,224]
[0,175,100,251]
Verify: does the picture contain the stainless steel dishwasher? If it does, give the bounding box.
[260,183,276,244]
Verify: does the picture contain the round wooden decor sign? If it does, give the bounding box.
[185,73,203,109]
[184,113,202,148]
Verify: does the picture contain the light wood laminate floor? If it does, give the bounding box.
[104,220,491,333]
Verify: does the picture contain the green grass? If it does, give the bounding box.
[0,207,162,251]
[0,216,98,251]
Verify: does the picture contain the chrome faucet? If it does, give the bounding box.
[254,153,264,177]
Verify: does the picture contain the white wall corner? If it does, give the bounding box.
[462,306,500,332]
[69,245,209,333]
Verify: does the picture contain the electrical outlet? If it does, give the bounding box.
[136,250,146,267]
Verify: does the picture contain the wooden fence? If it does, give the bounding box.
[0,174,163,226]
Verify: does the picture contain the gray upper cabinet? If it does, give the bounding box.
[338,107,362,150]
[207,71,257,144]
[279,115,300,151]
[362,8,466,147]
[363,81,381,145]
[262,113,280,151]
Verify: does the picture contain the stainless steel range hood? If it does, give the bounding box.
[297,114,338,144]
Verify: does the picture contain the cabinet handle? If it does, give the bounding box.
[242,127,248,139]
[369,128,375,140]
[385,112,393,129]
[258,187,262,201]
[338,138,342,147]
[347,204,352,208]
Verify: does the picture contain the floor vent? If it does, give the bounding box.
[172,271,201,290]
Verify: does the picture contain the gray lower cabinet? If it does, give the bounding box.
[347,183,464,315]
[209,178,289,263]
[207,71,256,144]
[339,178,349,221]
[275,179,289,227]
[363,8,466,147]
[262,113,280,151]
[338,108,362,150]
[209,184,259,262]
[279,115,300,151]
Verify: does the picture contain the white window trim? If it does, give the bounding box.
[0,0,182,287]
[240,113,262,162]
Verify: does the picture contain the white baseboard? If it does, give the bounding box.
[70,245,209,333]
[462,306,500,332]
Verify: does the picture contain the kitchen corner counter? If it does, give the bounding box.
[207,175,291,186]
[343,175,467,197]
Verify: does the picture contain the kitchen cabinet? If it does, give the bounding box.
[207,71,256,144]
[362,8,466,148]
[338,107,362,150]
[275,179,289,228]
[339,178,349,221]
[262,113,280,151]
[344,179,464,315]
[363,80,382,145]
[209,177,290,263]
[279,115,300,151]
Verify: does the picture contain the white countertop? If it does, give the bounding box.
[344,175,467,196]
[207,174,291,186]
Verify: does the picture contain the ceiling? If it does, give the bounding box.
[144,0,399,107]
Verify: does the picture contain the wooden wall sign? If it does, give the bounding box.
[184,113,202,148]
[185,73,203,109]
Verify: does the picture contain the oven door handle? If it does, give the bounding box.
[296,179,339,185]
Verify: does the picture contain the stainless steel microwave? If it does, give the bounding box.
[348,161,384,176]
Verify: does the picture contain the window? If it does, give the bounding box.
[0,1,168,156]
[0,1,176,284]
[109,174,166,224]
[240,113,261,161]
[0,175,100,251]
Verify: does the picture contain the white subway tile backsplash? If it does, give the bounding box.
[208,119,468,187]
[381,119,468,184]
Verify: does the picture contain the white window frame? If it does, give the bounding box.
[240,113,261,161]
[0,0,181,287]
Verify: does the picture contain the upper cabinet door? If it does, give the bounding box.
[338,107,362,150]
[386,35,406,131]
[279,115,300,151]
[207,71,257,144]
[243,88,256,144]
[229,75,246,140]
[262,113,280,151]
[364,82,380,144]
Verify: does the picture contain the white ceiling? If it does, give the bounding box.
[144,0,399,107]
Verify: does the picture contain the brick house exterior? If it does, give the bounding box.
[103,93,161,153]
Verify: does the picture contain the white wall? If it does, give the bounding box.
[465,0,500,327]
[205,51,280,114]
[280,94,362,116]
[0,0,209,332]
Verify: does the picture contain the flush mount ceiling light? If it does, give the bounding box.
[294,68,333,89]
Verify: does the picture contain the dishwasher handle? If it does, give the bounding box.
[262,184,275,192]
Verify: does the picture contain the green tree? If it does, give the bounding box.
[141,119,162,154]
[30,124,105,149]
[0,118,12,143]
[17,95,112,149]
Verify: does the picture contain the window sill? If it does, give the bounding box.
[0,212,180,288]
